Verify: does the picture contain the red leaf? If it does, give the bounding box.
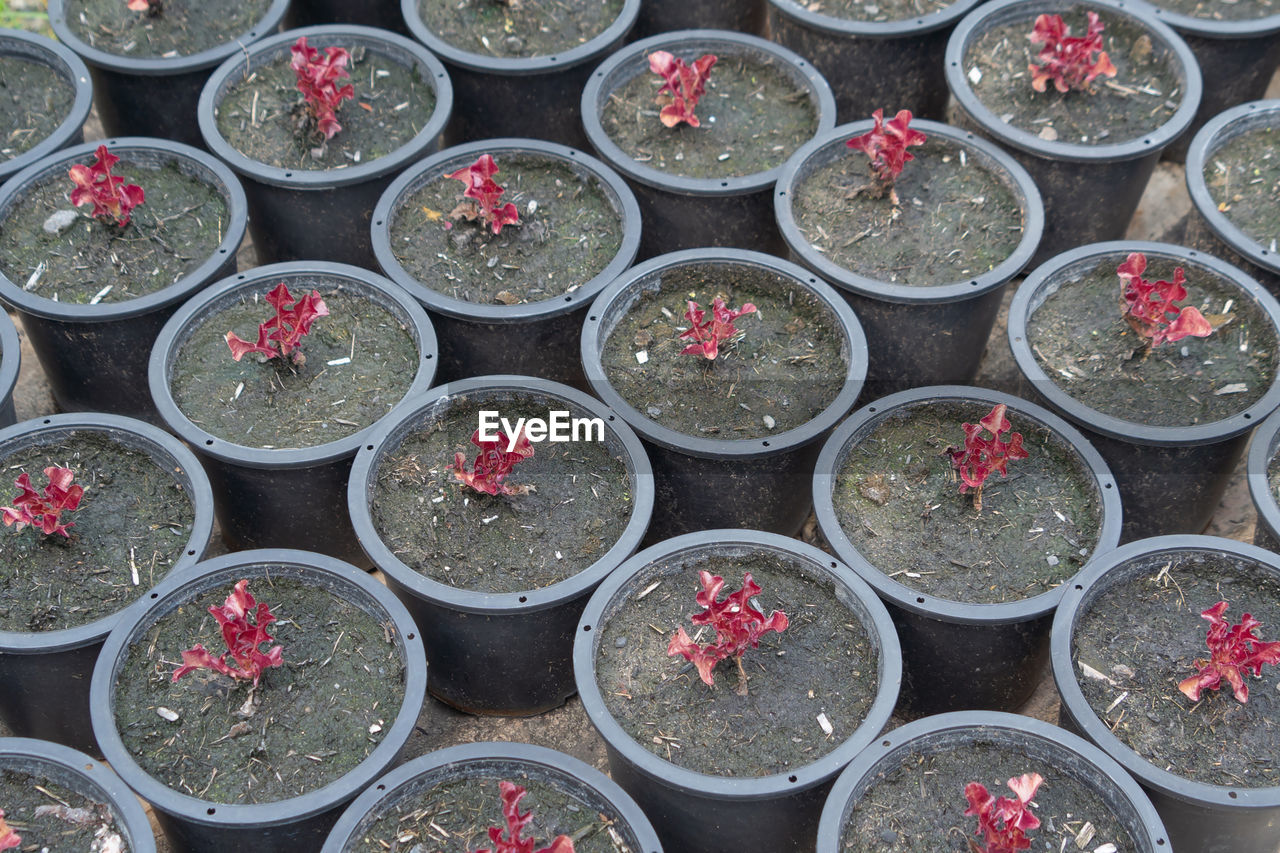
[846,108,927,190]
[291,36,355,141]
[679,297,756,360]
[225,282,329,363]
[450,428,535,496]
[1118,252,1214,348]
[649,50,717,128]
[1027,12,1116,93]
[0,466,84,538]
[1179,601,1280,703]
[172,579,284,687]
[666,571,788,689]
[474,781,576,853]
[447,154,521,234]
[947,404,1028,507]
[67,144,145,227]
[0,809,20,851]
[964,773,1042,853]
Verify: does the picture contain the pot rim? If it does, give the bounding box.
[1007,240,1280,444]
[1050,533,1280,807]
[89,548,429,827]
[1247,404,1280,542]
[348,374,656,613]
[581,29,838,196]
[1139,0,1280,37]
[766,0,986,36]
[0,136,248,321]
[580,247,867,459]
[774,118,1044,304]
[944,0,1202,162]
[0,307,19,415]
[0,29,93,184]
[370,137,641,323]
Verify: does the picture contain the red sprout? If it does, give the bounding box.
[1117,252,1213,348]
[0,810,19,851]
[964,773,1043,853]
[1178,601,1280,704]
[679,297,757,360]
[447,154,520,235]
[0,466,84,538]
[845,109,927,206]
[1027,12,1117,94]
[474,781,575,853]
[947,404,1028,513]
[291,36,355,141]
[68,144,145,227]
[649,50,717,128]
[225,282,329,366]
[172,579,284,687]
[450,428,535,496]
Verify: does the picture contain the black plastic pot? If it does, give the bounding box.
[573,529,902,853]
[1247,405,1280,551]
[631,0,766,39]
[812,385,1122,715]
[348,375,654,715]
[767,0,985,123]
[0,413,214,756]
[48,0,289,148]
[371,138,641,388]
[582,29,837,260]
[1008,240,1280,541]
[1052,534,1280,853]
[0,737,157,853]
[198,25,453,267]
[322,741,663,853]
[0,308,19,429]
[0,136,248,422]
[285,0,409,34]
[945,0,1202,265]
[775,119,1043,398]
[402,0,638,150]
[0,29,92,187]
[148,261,438,567]
[90,549,427,853]
[817,711,1169,853]
[581,248,866,541]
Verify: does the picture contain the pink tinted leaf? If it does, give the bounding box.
[0,809,20,851]
[1119,252,1213,348]
[450,428,534,496]
[0,466,84,537]
[649,50,716,128]
[947,404,1027,508]
[678,297,755,360]
[448,155,521,234]
[67,144,144,227]
[172,580,284,687]
[1027,12,1116,93]
[1179,600,1280,703]
[666,571,787,693]
[291,36,355,141]
[225,283,328,363]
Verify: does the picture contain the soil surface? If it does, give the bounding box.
[62,0,273,58]
[414,0,624,58]
[1204,123,1280,253]
[0,767,129,851]
[1145,0,1278,20]
[0,55,74,163]
[780,0,953,23]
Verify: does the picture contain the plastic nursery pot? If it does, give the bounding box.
[0,737,157,853]
[775,118,1043,398]
[816,711,1169,853]
[0,137,248,422]
[90,549,427,853]
[285,0,410,34]
[573,529,902,853]
[766,0,985,123]
[0,308,18,429]
[321,742,663,853]
[371,137,640,388]
[1009,240,1280,541]
[348,374,655,715]
[401,0,638,150]
[48,0,289,148]
[581,248,866,542]
[1247,405,1280,551]
[812,385,1122,715]
[148,261,438,567]
[582,29,837,260]
[0,29,92,187]
[944,0,1202,266]
[0,412,214,755]
[198,25,453,268]
[1051,535,1280,853]
[630,0,767,40]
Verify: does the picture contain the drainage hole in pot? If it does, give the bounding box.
[583,624,592,632]
[188,550,196,556]
[1229,791,1238,799]
[868,407,877,413]
[376,220,382,226]
[607,415,615,421]
[589,315,597,321]
[367,445,375,451]
[207,808,216,815]
[916,597,925,604]
[42,418,50,424]
[425,353,434,359]
[882,739,891,747]
[151,592,158,599]
[206,439,214,446]
[519,595,527,603]
[285,172,293,178]
[788,775,798,783]
[830,561,837,568]
[408,633,416,640]
[721,182,728,187]
[971,281,978,287]
[565,296,572,302]
[1245,413,1252,419]
[220,248,227,254]
[762,440,770,447]
[1156,840,1165,847]
[1075,584,1083,590]
[1104,483,1113,489]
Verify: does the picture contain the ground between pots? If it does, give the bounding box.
[0,55,74,162]
[62,0,274,58]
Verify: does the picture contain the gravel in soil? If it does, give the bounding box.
[414,0,624,58]
[0,56,74,163]
[0,768,129,851]
[62,0,273,58]
[780,0,953,23]
[1204,123,1280,252]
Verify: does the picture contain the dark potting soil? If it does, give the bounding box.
[114,576,405,804]
[0,56,74,163]
[595,554,878,777]
[169,287,419,448]
[388,153,623,304]
[1147,0,1277,21]
[1072,550,1280,788]
[370,396,633,594]
[214,45,436,171]
[0,157,228,305]
[0,767,129,851]
[62,0,273,59]
[791,137,1025,286]
[598,52,819,180]
[415,0,624,58]
[964,9,1183,146]
[832,400,1103,604]
[781,0,953,23]
[0,431,195,633]
[599,263,849,440]
[1204,123,1280,253]
[839,740,1136,852]
[1027,252,1277,425]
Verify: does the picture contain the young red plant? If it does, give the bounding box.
[291,36,355,141]
[126,0,162,14]
[1,466,84,538]
[1178,600,1280,704]
[474,781,574,853]
[225,282,329,366]
[649,50,717,128]
[446,154,520,235]
[679,297,757,360]
[0,810,18,852]
[68,144,145,227]
[845,108,927,206]
[964,773,1043,853]
[450,428,535,496]
[947,403,1028,513]
[172,579,284,687]
[667,571,788,696]
[1027,12,1117,93]
[1117,252,1212,348]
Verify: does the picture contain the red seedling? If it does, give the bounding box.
[68,144,145,227]
[172,579,284,687]
[1178,600,1280,704]
[126,0,162,14]
[291,36,355,141]
[225,282,329,366]
[846,108,928,206]
[947,403,1028,513]
[964,773,1043,853]
[679,297,757,360]
[1,466,84,538]
[0,810,19,852]
[474,781,575,853]
[447,154,520,235]
[667,571,788,696]
[649,50,717,128]
[1117,252,1212,348]
[1028,12,1117,93]
[450,428,535,496]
